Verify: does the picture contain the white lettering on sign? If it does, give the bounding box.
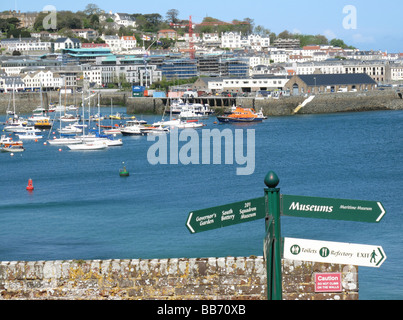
[289,202,333,213]
[315,273,342,293]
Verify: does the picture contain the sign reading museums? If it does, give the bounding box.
[281,195,386,223]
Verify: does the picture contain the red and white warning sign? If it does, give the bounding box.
[315,273,342,293]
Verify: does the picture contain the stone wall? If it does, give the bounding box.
[0,257,358,300]
[2,89,401,117]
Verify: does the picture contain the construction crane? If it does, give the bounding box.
[188,15,195,60]
[169,15,195,60]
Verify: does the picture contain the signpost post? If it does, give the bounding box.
[186,171,387,300]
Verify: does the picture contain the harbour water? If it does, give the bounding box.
[0,108,402,300]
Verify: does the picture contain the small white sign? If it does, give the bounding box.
[283,237,386,268]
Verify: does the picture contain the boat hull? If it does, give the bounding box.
[216,116,263,123]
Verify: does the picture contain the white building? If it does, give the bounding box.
[21,70,62,90]
[0,76,25,92]
[71,29,98,40]
[52,38,81,52]
[0,38,51,53]
[101,35,122,52]
[81,65,103,86]
[120,36,137,51]
[221,76,289,92]
[268,50,289,64]
[114,13,136,28]
[221,32,270,51]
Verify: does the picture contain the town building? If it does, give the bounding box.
[52,38,81,52]
[221,32,270,51]
[0,38,51,54]
[21,70,63,91]
[71,29,98,40]
[0,75,25,92]
[284,73,377,95]
[157,29,178,40]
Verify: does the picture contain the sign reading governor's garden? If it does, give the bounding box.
[186,197,265,234]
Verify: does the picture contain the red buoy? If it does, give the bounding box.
[26,179,34,191]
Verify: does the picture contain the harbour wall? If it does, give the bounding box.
[0,257,358,300]
[1,89,402,116]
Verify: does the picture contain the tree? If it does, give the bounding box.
[166,9,179,24]
[84,4,102,16]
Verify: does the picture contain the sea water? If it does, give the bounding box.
[0,108,402,300]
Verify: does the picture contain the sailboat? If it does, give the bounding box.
[47,88,82,146]
[102,99,122,135]
[4,80,28,130]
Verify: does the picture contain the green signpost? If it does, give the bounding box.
[186,171,387,300]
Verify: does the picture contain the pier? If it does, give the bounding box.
[1,89,403,116]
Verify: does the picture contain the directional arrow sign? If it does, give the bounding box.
[186,197,265,234]
[283,237,387,268]
[281,195,386,223]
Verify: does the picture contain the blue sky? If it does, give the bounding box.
[3,0,403,52]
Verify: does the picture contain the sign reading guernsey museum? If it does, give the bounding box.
[281,195,386,223]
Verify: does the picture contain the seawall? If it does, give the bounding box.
[0,257,358,300]
[1,89,402,116]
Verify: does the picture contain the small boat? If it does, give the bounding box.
[109,113,123,120]
[16,130,43,140]
[120,120,149,136]
[256,108,267,120]
[28,107,50,121]
[1,144,25,152]
[0,134,23,148]
[147,124,170,135]
[34,119,52,129]
[3,123,29,133]
[47,136,83,145]
[58,123,82,134]
[60,114,79,122]
[67,140,108,150]
[217,106,263,123]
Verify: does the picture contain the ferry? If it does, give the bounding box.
[216,106,263,123]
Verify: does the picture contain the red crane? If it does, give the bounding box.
[189,15,195,60]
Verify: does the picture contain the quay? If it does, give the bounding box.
[1,89,403,116]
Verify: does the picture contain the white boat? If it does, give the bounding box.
[120,120,149,136]
[7,125,41,134]
[60,114,79,122]
[28,107,50,122]
[103,127,122,135]
[47,136,83,145]
[0,134,24,148]
[4,123,29,132]
[1,144,25,152]
[256,108,267,119]
[67,140,108,150]
[58,123,82,134]
[16,130,43,140]
[153,118,204,129]
[148,125,170,135]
